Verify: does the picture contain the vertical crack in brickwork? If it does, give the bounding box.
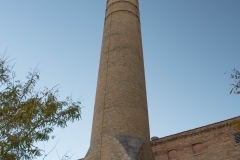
[99,12,113,160]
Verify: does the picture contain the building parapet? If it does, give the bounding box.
[151,116,240,146]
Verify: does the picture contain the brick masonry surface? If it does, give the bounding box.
[81,0,240,159]
[84,0,153,159]
[151,116,240,160]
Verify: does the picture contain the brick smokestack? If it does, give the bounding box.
[84,0,153,159]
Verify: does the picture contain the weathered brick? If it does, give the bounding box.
[84,0,153,159]
[151,116,240,160]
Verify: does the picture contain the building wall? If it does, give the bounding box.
[151,117,240,160]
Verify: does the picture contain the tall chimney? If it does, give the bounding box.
[84,0,153,159]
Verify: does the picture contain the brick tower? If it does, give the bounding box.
[84,0,153,159]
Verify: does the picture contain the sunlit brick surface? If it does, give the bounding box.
[151,117,240,160]
[84,0,153,159]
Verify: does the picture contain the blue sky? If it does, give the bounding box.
[1,0,240,159]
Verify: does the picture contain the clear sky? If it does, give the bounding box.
[1,0,240,159]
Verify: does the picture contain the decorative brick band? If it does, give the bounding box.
[107,0,139,8]
[107,1,138,9]
[105,10,140,20]
[105,1,139,20]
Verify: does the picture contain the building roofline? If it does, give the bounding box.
[151,116,240,146]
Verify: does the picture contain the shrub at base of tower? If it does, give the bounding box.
[0,56,81,160]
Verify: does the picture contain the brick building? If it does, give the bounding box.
[81,116,240,160]
[82,0,240,159]
[151,116,240,160]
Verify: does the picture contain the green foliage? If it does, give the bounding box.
[0,56,81,160]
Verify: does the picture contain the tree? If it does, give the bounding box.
[230,68,240,94]
[228,68,240,131]
[0,55,81,160]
